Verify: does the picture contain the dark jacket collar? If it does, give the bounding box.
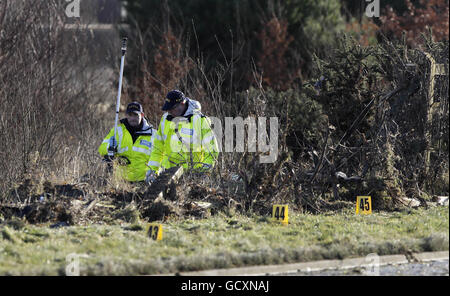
[165,99,202,122]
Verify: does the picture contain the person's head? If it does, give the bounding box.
[162,90,188,117]
[126,102,144,127]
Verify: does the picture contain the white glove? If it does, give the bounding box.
[202,163,212,170]
[145,170,157,184]
[199,163,212,171]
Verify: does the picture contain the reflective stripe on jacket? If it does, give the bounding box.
[147,100,219,173]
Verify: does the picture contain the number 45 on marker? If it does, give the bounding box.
[356,196,372,215]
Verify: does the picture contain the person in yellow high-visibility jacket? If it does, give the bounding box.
[99,102,157,182]
[145,90,219,183]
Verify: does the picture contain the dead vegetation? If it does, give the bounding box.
[0,164,227,225]
[2,36,448,227]
[0,3,448,228]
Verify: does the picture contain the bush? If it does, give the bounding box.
[0,1,118,199]
[257,88,328,156]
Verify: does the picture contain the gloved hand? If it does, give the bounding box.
[107,136,117,156]
[145,170,157,184]
[197,163,212,172]
[201,163,212,170]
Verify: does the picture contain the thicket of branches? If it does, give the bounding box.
[0,0,448,216]
[193,37,449,214]
[119,0,448,212]
[0,1,119,198]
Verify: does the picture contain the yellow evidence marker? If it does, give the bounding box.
[272,205,289,225]
[356,196,372,215]
[147,224,163,241]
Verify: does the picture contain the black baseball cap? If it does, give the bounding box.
[126,102,143,114]
[162,90,186,111]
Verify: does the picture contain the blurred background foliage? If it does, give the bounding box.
[121,0,448,96]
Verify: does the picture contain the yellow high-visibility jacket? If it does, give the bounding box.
[147,100,219,173]
[98,118,157,182]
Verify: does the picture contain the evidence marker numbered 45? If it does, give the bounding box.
[356,196,372,215]
[272,205,288,225]
[147,223,163,241]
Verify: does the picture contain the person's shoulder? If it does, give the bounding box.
[197,112,210,119]
[191,108,206,117]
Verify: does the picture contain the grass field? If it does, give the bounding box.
[0,206,448,275]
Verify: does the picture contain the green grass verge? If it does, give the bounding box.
[0,206,448,275]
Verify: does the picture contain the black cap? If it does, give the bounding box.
[126,102,143,114]
[162,90,186,111]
